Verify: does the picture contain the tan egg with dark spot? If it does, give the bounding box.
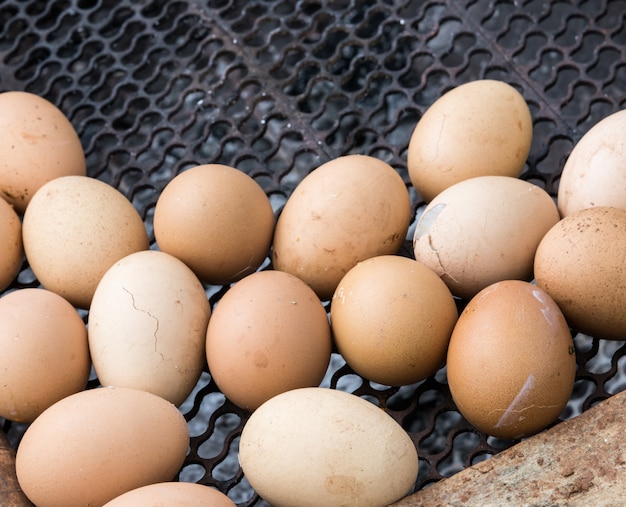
[22,175,149,309]
[0,91,86,214]
[407,79,532,202]
[0,197,23,291]
[272,154,411,301]
[206,270,332,411]
[154,164,275,285]
[331,255,458,386]
[534,206,626,340]
[446,280,576,440]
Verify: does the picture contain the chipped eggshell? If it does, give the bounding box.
[407,79,532,202]
[558,109,626,218]
[534,206,626,340]
[22,175,149,309]
[331,255,458,386]
[206,270,332,411]
[446,280,576,440]
[154,164,275,285]
[239,387,418,507]
[272,154,411,300]
[103,482,236,507]
[0,91,86,214]
[15,386,189,507]
[413,175,560,300]
[88,250,211,406]
[0,288,89,423]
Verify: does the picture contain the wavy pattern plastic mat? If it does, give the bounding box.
[1,0,626,505]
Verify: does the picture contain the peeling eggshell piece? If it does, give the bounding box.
[446,280,576,440]
[239,387,419,507]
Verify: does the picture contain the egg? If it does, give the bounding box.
[239,387,418,507]
[272,154,411,300]
[88,250,211,406]
[154,164,275,285]
[22,175,150,309]
[0,91,86,214]
[413,175,560,300]
[534,206,626,340]
[558,109,626,217]
[446,280,576,440]
[330,255,458,386]
[407,79,533,202]
[206,270,332,411]
[103,482,236,507]
[15,386,189,507]
[0,288,89,423]
[0,196,23,291]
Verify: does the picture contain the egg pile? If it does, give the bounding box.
[0,79,624,506]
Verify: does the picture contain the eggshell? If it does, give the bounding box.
[413,175,560,300]
[88,250,211,406]
[407,79,533,202]
[534,206,626,340]
[0,288,89,423]
[272,154,411,300]
[446,280,576,440]
[206,270,332,411]
[15,386,189,507]
[0,91,86,214]
[558,109,626,217]
[154,164,275,285]
[103,482,236,507]
[22,175,149,309]
[0,197,23,291]
[239,387,418,507]
[330,255,458,386]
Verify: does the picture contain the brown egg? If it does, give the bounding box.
[0,91,86,214]
[0,288,89,423]
[413,175,560,300]
[407,79,533,202]
[16,386,189,507]
[88,250,211,406]
[558,109,626,217]
[22,175,149,309]
[330,255,458,386]
[446,280,576,440]
[0,197,23,291]
[206,270,332,411]
[154,164,275,285]
[534,206,626,340]
[103,482,236,507]
[272,154,411,300]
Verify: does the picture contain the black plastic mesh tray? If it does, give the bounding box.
[2,1,626,505]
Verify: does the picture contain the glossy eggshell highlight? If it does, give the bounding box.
[0,288,89,423]
[22,175,149,309]
[88,250,211,406]
[558,109,626,217]
[206,270,332,411]
[0,91,86,214]
[154,164,275,285]
[239,387,419,507]
[103,482,236,507]
[272,154,411,300]
[15,386,189,507]
[0,197,23,291]
[407,79,532,202]
[413,175,560,300]
[331,255,458,386]
[534,206,626,340]
[446,280,576,440]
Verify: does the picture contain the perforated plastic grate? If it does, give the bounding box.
[1,1,626,505]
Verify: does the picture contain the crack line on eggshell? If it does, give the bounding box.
[122,286,164,361]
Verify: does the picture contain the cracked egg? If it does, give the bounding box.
[446,280,576,440]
